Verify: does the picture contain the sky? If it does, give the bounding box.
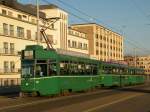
[19,0,150,56]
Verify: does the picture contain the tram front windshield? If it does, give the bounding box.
[22,64,34,78]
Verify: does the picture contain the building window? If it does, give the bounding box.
[4,80,8,86]
[78,42,82,49]
[75,32,79,36]
[68,40,71,47]
[31,19,36,23]
[27,30,31,39]
[100,51,103,55]
[2,9,6,15]
[110,46,112,50]
[104,44,106,48]
[8,11,13,16]
[3,23,8,35]
[103,36,106,41]
[10,80,15,86]
[10,25,14,36]
[113,40,115,44]
[83,44,88,50]
[10,43,15,54]
[22,15,27,18]
[100,43,102,48]
[17,27,24,38]
[4,61,9,73]
[10,61,15,72]
[104,51,106,56]
[18,14,22,20]
[100,35,102,40]
[72,41,77,48]
[47,35,53,43]
[96,42,99,47]
[51,23,54,29]
[110,39,113,43]
[96,50,99,55]
[3,42,8,54]
[96,34,98,39]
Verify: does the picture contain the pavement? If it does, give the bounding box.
[0,84,150,112]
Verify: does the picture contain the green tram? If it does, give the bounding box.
[21,45,145,96]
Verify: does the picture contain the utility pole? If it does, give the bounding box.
[36,0,40,45]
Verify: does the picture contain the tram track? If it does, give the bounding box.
[0,84,149,112]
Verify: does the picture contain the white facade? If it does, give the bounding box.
[0,4,47,85]
[40,5,68,50]
[67,28,88,55]
[0,2,89,86]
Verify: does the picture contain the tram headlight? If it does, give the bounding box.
[25,83,29,86]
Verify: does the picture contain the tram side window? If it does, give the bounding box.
[102,66,124,75]
[35,60,47,77]
[130,69,134,75]
[93,65,98,75]
[102,66,112,74]
[59,61,98,76]
[69,63,78,75]
[85,65,91,74]
[36,64,47,77]
[49,62,57,76]
[123,69,128,75]
[78,63,85,75]
[60,61,69,75]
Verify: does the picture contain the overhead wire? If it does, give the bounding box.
[53,0,150,55]
[124,0,150,54]
[41,0,150,55]
[54,0,122,33]
[130,0,150,21]
[42,0,91,23]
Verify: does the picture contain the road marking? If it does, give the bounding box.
[83,93,143,112]
[0,89,112,111]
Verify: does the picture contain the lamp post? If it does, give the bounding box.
[36,0,40,45]
[119,25,126,88]
[134,48,137,67]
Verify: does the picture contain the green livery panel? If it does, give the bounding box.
[21,45,145,96]
[21,75,100,96]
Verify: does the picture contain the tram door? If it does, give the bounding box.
[36,60,47,77]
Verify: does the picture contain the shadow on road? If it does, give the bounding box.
[114,84,150,94]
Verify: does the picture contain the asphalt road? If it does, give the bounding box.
[0,84,150,112]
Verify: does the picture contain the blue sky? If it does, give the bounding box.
[19,0,150,56]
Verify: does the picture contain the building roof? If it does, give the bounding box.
[40,4,59,9]
[40,4,67,14]
[71,23,122,36]
[0,0,46,18]
[68,27,87,34]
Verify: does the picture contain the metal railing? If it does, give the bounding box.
[0,48,19,56]
[0,78,20,87]
[0,68,20,74]
[0,28,45,43]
